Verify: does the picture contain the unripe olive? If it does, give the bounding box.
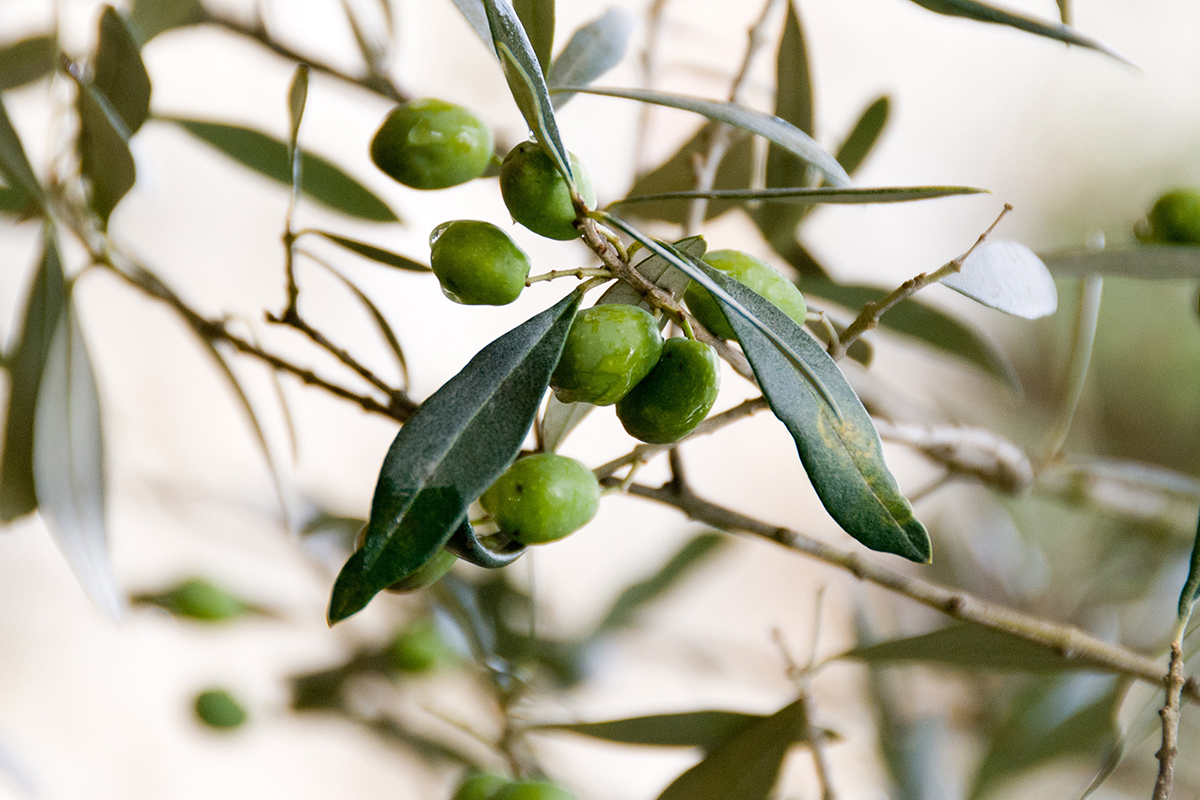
[493,781,577,800]
[385,547,457,594]
[551,304,664,406]
[499,142,596,240]
[430,220,530,305]
[388,618,457,674]
[166,577,247,621]
[452,772,512,800]
[1139,188,1200,244]
[616,338,720,444]
[193,688,248,730]
[480,454,600,545]
[684,249,807,339]
[370,98,494,190]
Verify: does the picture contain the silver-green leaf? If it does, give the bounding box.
[548,9,634,109]
[940,240,1057,319]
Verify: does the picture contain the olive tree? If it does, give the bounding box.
[2,0,1200,798]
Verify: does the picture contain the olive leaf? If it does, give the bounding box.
[328,291,581,623]
[512,0,554,76]
[615,185,983,207]
[0,93,47,212]
[1177,508,1200,623]
[308,230,430,272]
[940,240,1057,319]
[74,79,137,225]
[835,95,890,176]
[538,707,833,751]
[0,35,58,92]
[1042,245,1200,279]
[93,6,151,135]
[567,86,850,188]
[703,265,931,562]
[548,9,635,109]
[0,231,65,521]
[287,63,310,193]
[163,117,399,222]
[0,184,32,216]
[126,0,208,44]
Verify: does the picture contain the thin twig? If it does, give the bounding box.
[266,304,399,399]
[616,479,1200,703]
[525,267,613,286]
[829,204,1013,360]
[1153,640,1185,799]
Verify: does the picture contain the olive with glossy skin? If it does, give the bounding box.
[1138,188,1200,244]
[500,142,596,240]
[684,249,807,339]
[430,220,530,305]
[194,689,248,730]
[493,781,577,800]
[370,98,494,190]
[452,773,512,800]
[385,547,456,594]
[551,304,663,406]
[388,618,456,674]
[480,454,600,545]
[616,338,720,444]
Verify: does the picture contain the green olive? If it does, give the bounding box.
[499,142,596,241]
[480,454,600,545]
[193,688,248,730]
[165,577,247,621]
[370,98,494,190]
[385,548,457,594]
[551,304,664,406]
[387,618,456,674]
[493,781,577,800]
[452,773,512,800]
[429,220,530,305]
[616,338,720,444]
[683,249,807,339]
[1139,188,1200,244]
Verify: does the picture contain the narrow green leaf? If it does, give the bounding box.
[310,230,430,271]
[126,0,208,44]
[568,86,850,188]
[906,0,1133,66]
[941,240,1058,319]
[93,6,151,134]
[539,709,832,750]
[596,533,727,633]
[1177,509,1200,622]
[835,95,890,176]
[449,0,493,46]
[0,184,32,215]
[1042,245,1200,279]
[1056,0,1071,25]
[76,80,136,225]
[656,699,807,800]
[287,64,310,169]
[328,291,581,623]
[0,232,65,520]
[969,676,1121,800]
[802,276,1020,389]
[548,9,634,109]
[512,0,554,76]
[0,35,57,91]
[842,624,1120,673]
[484,0,573,182]
[621,122,754,224]
[540,395,592,453]
[33,291,124,619]
[0,93,46,212]
[340,0,387,75]
[164,117,399,222]
[615,185,984,207]
[705,266,931,562]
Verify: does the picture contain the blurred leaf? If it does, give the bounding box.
[340,0,387,75]
[126,0,208,44]
[1056,0,1071,25]
[287,64,310,177]
[1178,509,1200,622]
[512,0,554,76]
[316,261,411,387]
[0,35,57,91]
[704,264,931,562]
[621,122,754,224]
[569,87,850,188]
[805,312,873,368]
[656,699,807,800]
[93,6,151,134]
[328,291,581,623]
[484,0,573,183]
[596,532,727,633]
[1042,245,1200,279]
[905,0,1132,65]
[75,80,136,225]
[540,709,835,750]
[310,230,430,271]
[969,675,1121,800]
[616,185,984,207]
[802,276,1020,389]
[0,94,46,211]
[164,117,399,222]
[541,395,593,453]
[0,232,65,520]
[449,0,494,46]
[548,9,634,109]
[0,184,33,216]
[941,240,1057,318]
[33,291,124,619]
[132,576,259,622]
[835,95,890,176]
[842,624,1121,673]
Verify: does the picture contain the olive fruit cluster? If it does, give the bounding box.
[370,98,494,190]
[452,773,577,800]
[1137,188,1200,244]
[684,249,808,338]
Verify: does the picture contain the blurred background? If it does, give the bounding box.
[2,0,1200,798]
